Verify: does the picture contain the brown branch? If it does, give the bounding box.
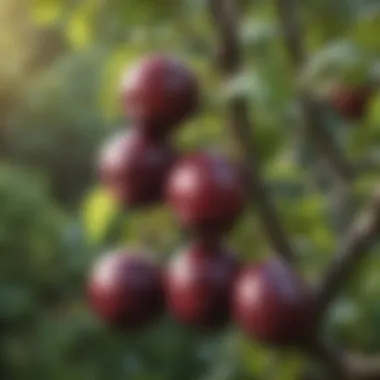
[301,348,380,380]
[311,187,380,379]
[317,185,380,315]
[208,0,295,262]
[275,0,355,183]
[344,352,380,380]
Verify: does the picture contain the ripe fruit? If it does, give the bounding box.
[330,83,373,121]
[98,129,176,207]
[165,241,240,329]
[87,249,164,329]
[233,259,316,346]
[166,152,248,238]
[121,55,199,138]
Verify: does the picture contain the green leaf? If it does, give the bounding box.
[81,187,120,244]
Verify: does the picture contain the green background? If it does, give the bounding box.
[1,0,380,379]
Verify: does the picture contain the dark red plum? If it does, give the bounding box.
[165,241,240,329]
[166,151,248,238]
[330,83,373,121]
[87,249,164,330]
[121,55,199,138]
[233,258,316,346]
[98,129,177,207]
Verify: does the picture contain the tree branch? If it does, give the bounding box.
[275,0,355,183]
[208,0,295,262]
[311,185,380,380]
[344,352,380,380]
[304,345,380,380]
[317,185,380,315]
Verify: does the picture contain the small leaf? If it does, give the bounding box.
[81,187,120,244]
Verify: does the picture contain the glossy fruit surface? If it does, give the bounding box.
[165,241,240,329]
[233,258,316,346]
[121,55,199,138]
[87,249,164,329]
[330,83,373,121]
[166,151,248,237]
[98,129,176,207]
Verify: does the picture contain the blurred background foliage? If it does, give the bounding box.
[1,0,380,379]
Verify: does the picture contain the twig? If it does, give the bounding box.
[301,348,380,380]
[344,352,380,380]
[208,0,295,262]
[304,341,380,379]
[317,185,380,315]
[304,186,380,377]
[275,0,355,183]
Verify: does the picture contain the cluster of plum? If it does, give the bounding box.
[86,55,316,346]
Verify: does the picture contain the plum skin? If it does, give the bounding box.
[87,250,165,330]
[166,151,248,238]
[330,84,373,121]
[165,241,240,329]
[98,128,177,208]
[121,55,199,138]
[233,258,316,346]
